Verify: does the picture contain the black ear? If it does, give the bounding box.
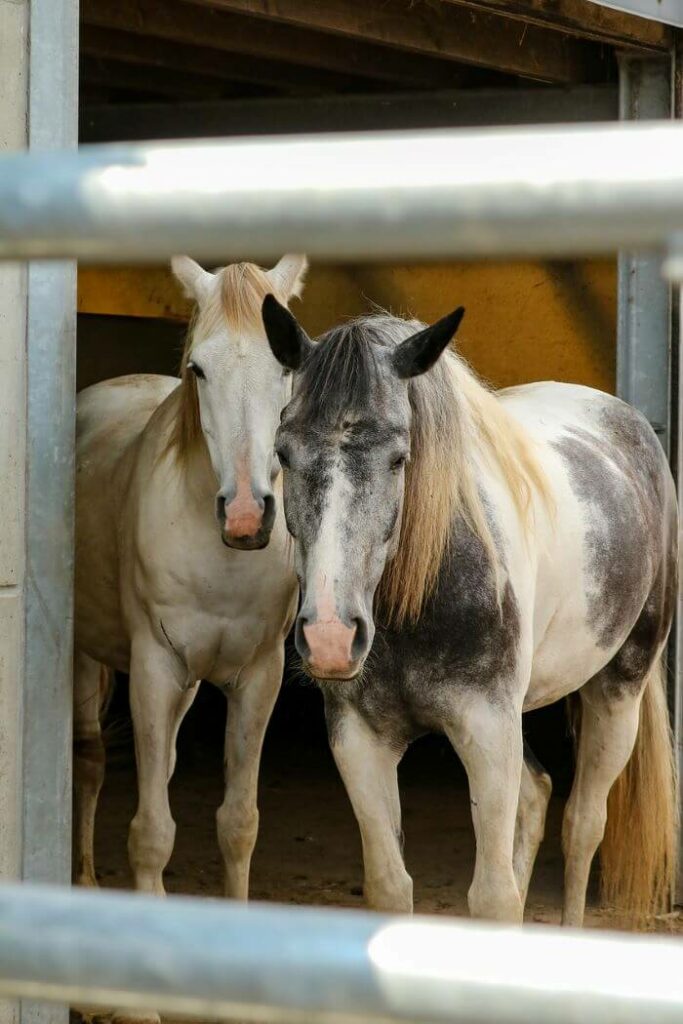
[392,307,465,379]
[262,294,314,371]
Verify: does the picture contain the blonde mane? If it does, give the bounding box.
[167,262,286,461]
[377,345,553,628]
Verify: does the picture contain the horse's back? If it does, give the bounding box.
[500,382,676,706]
[75,374,179,670]
[499,380,673,524]
[78,374,178,450]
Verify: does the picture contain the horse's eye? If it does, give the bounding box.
[187,361,206,380]
[391,454,407,471]
[277,448,291,469]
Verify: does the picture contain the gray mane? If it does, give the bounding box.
[296,314,424,424]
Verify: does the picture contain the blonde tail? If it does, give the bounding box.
[600,658,678,923]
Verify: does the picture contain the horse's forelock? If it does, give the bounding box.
[294,316,421,425]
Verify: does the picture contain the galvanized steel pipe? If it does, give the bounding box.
[2,122,683,262]
[0,884,683,1024]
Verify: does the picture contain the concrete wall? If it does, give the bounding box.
[0,0,28,903]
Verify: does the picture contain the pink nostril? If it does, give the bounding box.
[225,495,263,538]
[303,619,358,676]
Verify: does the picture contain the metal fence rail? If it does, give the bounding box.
[3,122,683,262]
[0,884,682,1024]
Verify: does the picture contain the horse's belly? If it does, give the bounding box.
[524,614,619,711]
[75,553,130,672]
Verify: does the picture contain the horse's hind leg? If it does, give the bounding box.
[561,679,641,926]
[514,743,552,908]
[73,651,112,887]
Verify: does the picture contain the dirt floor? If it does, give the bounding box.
[94,679,682,933]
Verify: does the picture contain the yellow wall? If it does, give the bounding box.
[78,260,617,392]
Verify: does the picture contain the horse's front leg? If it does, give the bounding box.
[446,694,524,922]
[217,644,284,899]
[127,631,194,896]
[325,698,412,913]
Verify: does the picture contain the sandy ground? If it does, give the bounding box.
[81,684,682,1024]
[95,705,681,931]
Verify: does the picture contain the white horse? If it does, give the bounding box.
[73,255,306,903]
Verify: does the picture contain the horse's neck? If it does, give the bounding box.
[145,385,216,503]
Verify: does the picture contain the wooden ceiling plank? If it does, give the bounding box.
[79,54,235,99]
[438,0,672,51]
[184,0,608,82]
[80,25,380,94]
[80,85,618,144]
[80,0,474,89]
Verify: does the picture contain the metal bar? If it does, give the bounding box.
[5,122,683,263]
[587,0,683,29]
[617,57,672,451]
[617,57,672,453]
[2,884,683,1024]
[20,2,78,1023]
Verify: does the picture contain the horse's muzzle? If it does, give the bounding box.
[217,491,276,550]
[296,612,370,681]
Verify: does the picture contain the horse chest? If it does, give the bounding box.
[136,544,296,686]
[157,606,270,685]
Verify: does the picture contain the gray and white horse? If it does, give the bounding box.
[262,295,677,925]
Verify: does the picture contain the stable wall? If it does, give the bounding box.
[78,260,617,392]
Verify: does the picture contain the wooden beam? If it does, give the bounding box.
[80,0,476,89]
[80,25,381,96]
[80,85,618,143]
[79,54,238,99]
[439,0,672,51]
[185,0,610,83]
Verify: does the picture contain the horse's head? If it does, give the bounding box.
[171,254,307,550]
[262,296,464,680]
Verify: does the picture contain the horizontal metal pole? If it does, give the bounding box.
[3,123,683,262]
[1,885,683,1024]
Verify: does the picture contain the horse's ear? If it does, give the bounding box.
[267,254,308,301]
[262,294,314,371]
[171,256,215,304]
[392,307,465,379]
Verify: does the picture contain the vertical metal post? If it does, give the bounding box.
[617,55,673,454]
[619,54,681,903]
[20,1,78,1023]
[673,47,683,907]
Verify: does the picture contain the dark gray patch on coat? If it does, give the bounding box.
[597,514,677,697]
[552,399,669,652]
[322,517,521,747]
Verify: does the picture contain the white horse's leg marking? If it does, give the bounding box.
[513,756,552,909]
[217,645,284,900]
[73,651,110,888]
[327,703,412,912]
[446,697,524,922]
[127,634,193,896]
[562,684,641,927]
